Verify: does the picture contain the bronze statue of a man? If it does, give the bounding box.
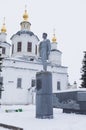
[39,33,51,71]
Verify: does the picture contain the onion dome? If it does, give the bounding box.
[23,9,29,21]
[52,34,57,43]
[1,17,7,33]
[52,29,57,43]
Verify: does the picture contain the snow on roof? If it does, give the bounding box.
[55,88,86,93]
[10,30,39,41]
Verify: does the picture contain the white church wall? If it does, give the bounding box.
[0,54,68,105]
[0,33,6,42]
[11,34,39,57]
[0,42,10,57]
[51,43,57,50]
[0,8,69,105]
[1,61,38,104]
[49,51,62,66]
[52,72,68,93]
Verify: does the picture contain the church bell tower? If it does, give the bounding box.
[10,7,39,59]
[20,6,31,31]
[49,30,62,66]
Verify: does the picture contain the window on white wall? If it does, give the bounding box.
[17,78,22,88]
[27,42,32,52]
[17,42,22,52]
[31,79,36,87]
[57,81,61,90]
[2,47,6,54]
[35,45,37,54]
[12,44,14,54]
[0,77,3,98]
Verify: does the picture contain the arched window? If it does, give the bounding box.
[31,79,36,87]
[2,47,6,54]
[27,42,32,52]
[17,78,22,88]
[0,77,3,98]
[35,45,37,54]
[57,81,61,90]
[17,42,22,52]
[12,44,14,54]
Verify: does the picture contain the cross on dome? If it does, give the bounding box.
[23,5,29,21]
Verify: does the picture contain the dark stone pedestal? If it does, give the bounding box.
[36,71,53,119]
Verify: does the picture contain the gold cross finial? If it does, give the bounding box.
[1,17,7,33]
[25,5,27,10]
[53,28,55,35]
[52,28,57,43]
[23,5,29,21]
[3,17,5,24]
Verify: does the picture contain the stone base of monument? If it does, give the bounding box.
[36,71,53,119]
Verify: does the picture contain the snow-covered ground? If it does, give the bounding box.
[0,105,86,130]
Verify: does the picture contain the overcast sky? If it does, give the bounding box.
[0,0,86,86]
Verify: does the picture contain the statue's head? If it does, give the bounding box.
[42,33,47,39]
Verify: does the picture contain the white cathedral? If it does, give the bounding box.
[0,9,69,105]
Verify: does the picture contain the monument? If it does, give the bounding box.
[36,33,53,119]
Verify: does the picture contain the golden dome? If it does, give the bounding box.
[23,9,29,21]
[1,18,7,33]
[52,34,57,43]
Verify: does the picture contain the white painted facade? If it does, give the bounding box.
[0,33,11,58]
[0,10,68,105]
